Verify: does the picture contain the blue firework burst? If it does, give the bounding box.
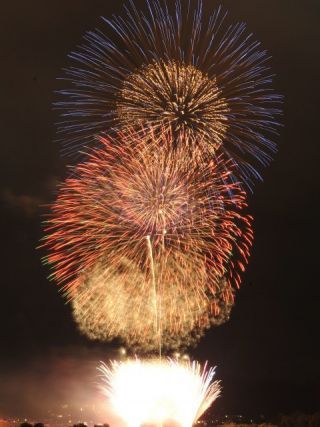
[56,0,281,185]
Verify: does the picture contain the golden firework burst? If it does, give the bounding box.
[117,60,229,153]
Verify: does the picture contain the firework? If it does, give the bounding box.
[56,0,281,183]
[116,59,229,153]
[72,256,234,352]
[72,254,208,351]
[41,128,252,350]
[99,358,220,427]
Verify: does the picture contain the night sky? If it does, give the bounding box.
[1,0,320,420]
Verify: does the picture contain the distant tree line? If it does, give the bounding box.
[20,423,44,427]
[277,412,320,427]
[216,413,320,427]
[219,423,276,427]
[19,422,110,427]
[19,414,320,427]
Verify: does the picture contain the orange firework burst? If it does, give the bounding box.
[42,128,252,349]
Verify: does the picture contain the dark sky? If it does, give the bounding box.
[1,0,320,421]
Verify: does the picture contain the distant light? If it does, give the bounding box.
[119,347,127,356]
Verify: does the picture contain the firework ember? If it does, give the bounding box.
[99,358,220,427]
[42,128,252,350]
[56,0,281,184]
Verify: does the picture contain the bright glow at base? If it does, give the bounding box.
[99,358,220,427]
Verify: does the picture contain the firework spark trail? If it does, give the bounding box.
[56,0,281,185]
[146,234,162,356]
[42,128,252,350]
[99,358,220,427]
